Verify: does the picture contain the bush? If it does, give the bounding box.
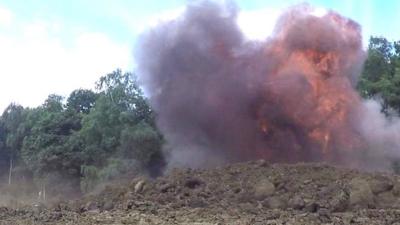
[120,122,163,168]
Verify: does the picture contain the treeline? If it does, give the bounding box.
[359,37,400,173]
[0,70,165,197]
[358,37,400,114]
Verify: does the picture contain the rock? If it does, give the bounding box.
[33,203,46,214]
[102,201,114,211]
[349,178,374,208]
[53,204,62,212]
[125,200,137,210]
[288,196,305,210]
[376,191,396,207]
[267,196,286,209]
[303,179,312,185]
[239,202,258,214]
[392,180,400,196]
[84,201,98,211]
[369,177,393,194]
[318,185,336,198]
[160,183,175,193]
[254,179,275,200]
[49,211,62,221]
[184,178,203,189]
[330,190,349,212]
[255,159,269,167]
[318,208,330,217]
[236,191,254,203]
[186,198,207,208]
[318,208,331,223]
[134,180,146,194]
[232,187,242,194]
[305,202,319,213]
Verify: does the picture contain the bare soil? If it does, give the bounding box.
[2,161,400,224]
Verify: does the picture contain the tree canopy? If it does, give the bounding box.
[0,70,164,195]
[358,37,400,114]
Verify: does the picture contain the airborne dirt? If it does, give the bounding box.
[2,161,400,224]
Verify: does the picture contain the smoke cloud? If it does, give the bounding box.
[135,1,400,169]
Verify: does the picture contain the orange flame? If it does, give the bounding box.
[252,11,365,164]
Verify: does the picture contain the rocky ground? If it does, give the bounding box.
[2,161,400,224]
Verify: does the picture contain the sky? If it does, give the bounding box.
[0,0,399,112]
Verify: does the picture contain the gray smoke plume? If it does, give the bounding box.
[135,1,400,169]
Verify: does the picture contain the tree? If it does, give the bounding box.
[96,69,153,123]
[21,104,84,194]
[43,94,64,112]
[0,103,27,184]
[79,69,164,176]
[358,37,400,114]
[66,89,97,114]
[0,121,8,177]
[0,69,165,195]
[120,122,164,177]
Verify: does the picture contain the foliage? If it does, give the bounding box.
[80,165,99,193]
[0,69,164,195]
[66,89,98,114]
[358,37,400,114]
[120,122,163,169]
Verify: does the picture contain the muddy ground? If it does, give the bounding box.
[2,161,400,224]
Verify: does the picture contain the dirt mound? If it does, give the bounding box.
[2,161,400,224]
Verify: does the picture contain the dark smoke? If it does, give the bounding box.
[135,1,398,169]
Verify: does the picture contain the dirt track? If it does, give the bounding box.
[2,161,400,224]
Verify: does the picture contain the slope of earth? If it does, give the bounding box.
[2,161,400,224]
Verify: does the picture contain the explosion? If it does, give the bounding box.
[245,6,366,164]
[136,1,397,168]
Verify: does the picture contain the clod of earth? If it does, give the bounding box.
[2,162,400,224]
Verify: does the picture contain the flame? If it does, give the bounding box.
[253,12,364,163]
[259,119,269,134]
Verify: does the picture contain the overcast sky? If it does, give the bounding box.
[0,0,399,112]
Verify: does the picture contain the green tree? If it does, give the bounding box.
[43,94,64,112]
[358,37,400,113]
[66,89,97,114]
[1,104,26,158]
[120,122,162,165]
[79,69,164,176]
[21,96,83,193]
[0,69,165,194]
[0,103,29,184]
